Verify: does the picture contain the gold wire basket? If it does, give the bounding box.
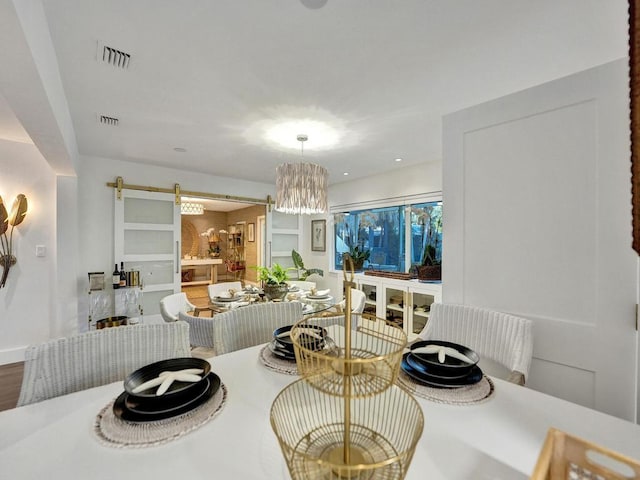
[291,313,407,398]
[270,258,424,480]
[271,379,423,480]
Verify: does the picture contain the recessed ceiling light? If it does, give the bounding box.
[395,158,402,162]
[343,172,349,176]
[174,147,187,153]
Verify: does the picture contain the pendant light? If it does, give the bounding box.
[275,134,328,214]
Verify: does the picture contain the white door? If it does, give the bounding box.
[443,59,638,420]
[114,189,181,317]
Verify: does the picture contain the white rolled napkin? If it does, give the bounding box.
[315,289,330,297]
[217,291,231,298]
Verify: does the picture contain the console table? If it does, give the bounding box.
[180,258,223,286]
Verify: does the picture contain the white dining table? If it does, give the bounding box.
[1,344,639,479]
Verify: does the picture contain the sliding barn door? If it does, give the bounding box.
[114,189,181,317]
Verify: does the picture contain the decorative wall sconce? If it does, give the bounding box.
[0,194,28,288]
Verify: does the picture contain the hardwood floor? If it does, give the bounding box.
[0,287,210,412]
[0,362,24,412]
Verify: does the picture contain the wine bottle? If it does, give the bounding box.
[119,261,127,287]
[112,263,120,289]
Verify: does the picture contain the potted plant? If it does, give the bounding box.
[253,263,295,300]
[291,249,324,280]
[344,245,371,271]
[417,209,442,281]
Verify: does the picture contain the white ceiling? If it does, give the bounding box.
[1,1,629,185]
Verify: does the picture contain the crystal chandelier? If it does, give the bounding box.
[180,201,204,215]
[275,135,328,214]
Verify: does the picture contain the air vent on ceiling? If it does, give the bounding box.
[99,115,119,126]
[97,41,131,69]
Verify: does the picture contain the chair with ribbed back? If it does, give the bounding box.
[178,311,215,349]
[159,292,196,322]
[212,302,303,355]
[17,321,192,407]
[417,303,533,385]
[207,281,243,301]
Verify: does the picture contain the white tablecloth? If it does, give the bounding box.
[1,344,639,479]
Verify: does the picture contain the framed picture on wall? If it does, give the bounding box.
[248,223,255,242]
[311,219,326,252]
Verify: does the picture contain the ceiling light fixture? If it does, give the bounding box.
[275,134,328,215]
[395,158,403,162]
[180,201,204,215]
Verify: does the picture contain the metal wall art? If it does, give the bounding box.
[0,194,28,288]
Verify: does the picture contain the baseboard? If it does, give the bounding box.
[0,347,26,365]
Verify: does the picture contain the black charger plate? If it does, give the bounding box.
[114,372,220,422]
[401,353,483,389]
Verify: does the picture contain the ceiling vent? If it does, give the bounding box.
[99,115,119,126]
[97,41,131,69]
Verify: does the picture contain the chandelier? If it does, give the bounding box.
[180,201,204,215]
[275,134,328,214]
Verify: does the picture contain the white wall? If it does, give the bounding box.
[316,161,443,298]
[0,138,57,364]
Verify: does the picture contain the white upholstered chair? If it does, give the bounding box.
[208,281,243,301]
[212,302,303,355]
[159,292,196,323]
[285,280,316,291]
[417,303,533,385]
[17,322,192,406]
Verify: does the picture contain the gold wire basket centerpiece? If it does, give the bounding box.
[270,379,423,479]
[270,258,424,479]
[291,313,407,397]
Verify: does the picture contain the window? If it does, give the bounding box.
[333,200,442,273]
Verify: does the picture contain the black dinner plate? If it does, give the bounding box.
[410,340,479,373]
[273,324,326,352]
[126,372,219,415]
[401,353,483,389]
[268,341,297,361]
[405,353,469,380]
[114,372,220,422]
[123,357,210,401]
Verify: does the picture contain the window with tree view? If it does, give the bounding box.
[333,200,442,274]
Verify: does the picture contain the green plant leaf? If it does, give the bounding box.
[291,249,304,269]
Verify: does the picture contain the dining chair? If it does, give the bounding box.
[212,302,303,355]
[336,288,366,314]
[17,321,192,406]
[159,292,196,322]
[417,303,533,385]
[207,281,243,301]
[178,311,215,349]
[285,280,316,291]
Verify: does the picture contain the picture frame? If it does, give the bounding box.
[248,222,255,242]
[311,219,326,252]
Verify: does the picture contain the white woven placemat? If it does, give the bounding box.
[397,371,494,405]
[94,383,227,448]
[259,344,298,375]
